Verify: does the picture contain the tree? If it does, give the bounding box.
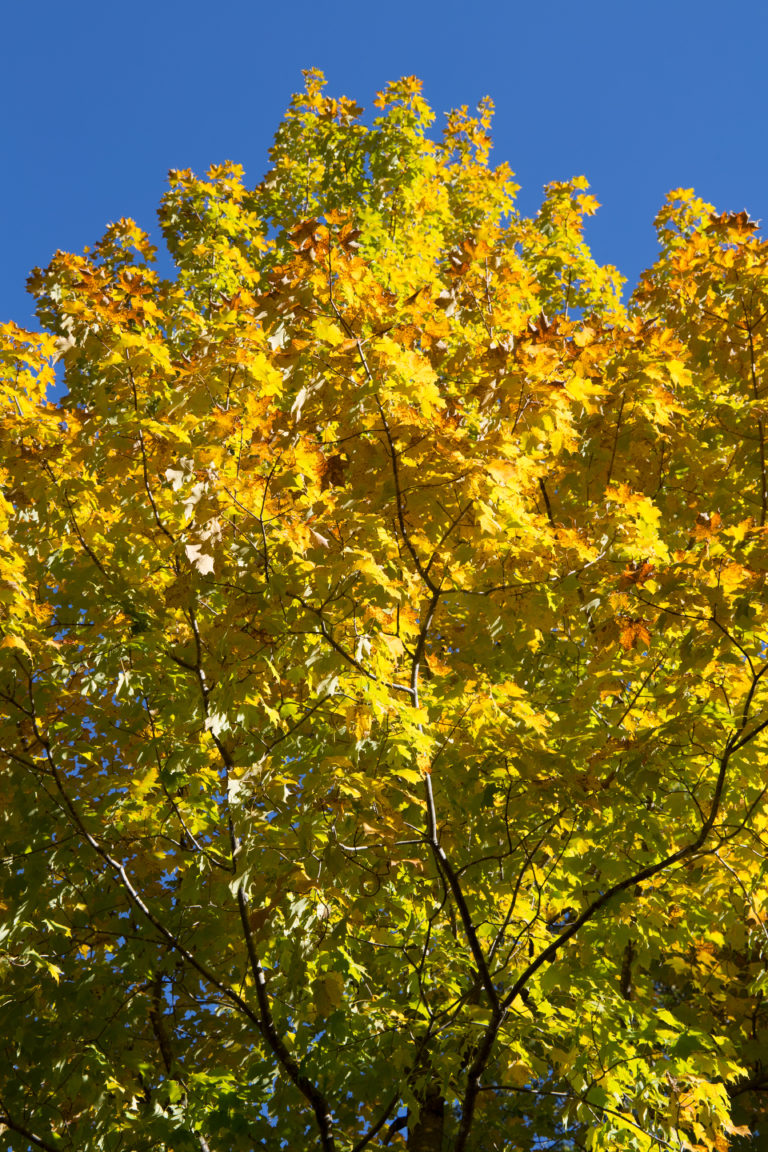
[1,70,768,1151]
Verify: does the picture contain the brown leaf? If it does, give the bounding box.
[620,560,656,588]
[619,617,651,651]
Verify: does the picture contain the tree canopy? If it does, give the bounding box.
[2,71,768,1152]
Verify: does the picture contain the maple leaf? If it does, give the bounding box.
[620,559,656,588]
[619,616,652,651]
[185,542,215,574]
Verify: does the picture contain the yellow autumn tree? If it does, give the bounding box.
[1,72,767,1152]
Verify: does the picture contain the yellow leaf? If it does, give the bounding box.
[312,971,345,1016]
[46,962,63,984]
[0,634,30,656]
[131,767,158,801]
[398,768,423,784]
[313,316,346,347]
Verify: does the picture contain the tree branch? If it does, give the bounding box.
[0,1105,62,1152]
[452,685,768,1150]
[237,884,336,1151]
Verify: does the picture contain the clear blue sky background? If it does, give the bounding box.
[3,0,767,329]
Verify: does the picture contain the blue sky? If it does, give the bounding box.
[3,0,767,328]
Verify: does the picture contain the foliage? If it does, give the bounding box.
[2,71,768,1152]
